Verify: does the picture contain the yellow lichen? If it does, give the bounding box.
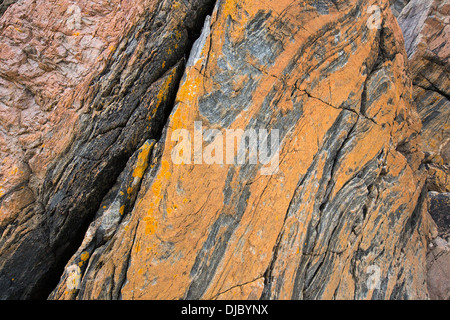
[80,251,89,261]
[172,1,181,10]
[155,70,176,111]
[152,179,162,197]
[176,75,201,102]
[132,140,154,178]
[144,216,158,235]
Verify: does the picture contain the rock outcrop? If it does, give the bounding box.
[426,192,449,300]
[397,0,449,301]
[0,0,17,18]
[0,0,436,300]
[0,0,215,299]
[390,0,409,17]
[398,0,449,169]
[49,0,431,300]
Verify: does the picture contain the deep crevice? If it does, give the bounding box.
[39,0,218,300]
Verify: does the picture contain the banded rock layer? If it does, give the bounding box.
[398,0,449,166]
[398,0,450,300]
[52,0,430,300]
[0,0,435,300]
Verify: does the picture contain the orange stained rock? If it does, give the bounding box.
[115,0,429,300]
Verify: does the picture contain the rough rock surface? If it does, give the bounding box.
[428,192,450,240]
[397,0,450,301]
[426,232,450,300]
[0,0,17,18]
[0,0,436,300]
[390,0,409,17]
[0,0,215,299]
[398,0,450,164]
[48,0,432,300]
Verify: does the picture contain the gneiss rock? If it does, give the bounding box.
[0,0,215,299]
[51,0,431,300]
[0,0,16,18]
[398,2,449,300]
[389,0,410,17]
[398,0,450,164]
[48,139,156,300]
[428,192,450,241]
[426,233,450,300]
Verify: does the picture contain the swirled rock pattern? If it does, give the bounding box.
[398,0,449,164]
[49,0,431,300]
[397,0,450,301]
[0,0,438,300]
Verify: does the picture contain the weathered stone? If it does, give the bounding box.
[48,0,431,300]
[398,0,450,163]
[398,2,450,299]
[48,139,156,300]
[426,236,450,300]
[0,0,16,18]
[0,0,215,299]
[389,0,409,17]
[426,164,450,193]
[428,192,450,240]
[0,0,439,300]
[425,191,449,300]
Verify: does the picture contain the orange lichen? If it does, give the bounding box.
[80,251,89,261]
[154,69,177,113]
[144,216,158,235]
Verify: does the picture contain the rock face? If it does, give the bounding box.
[48,0,431,300]
[0,0,215,299]
[398,0,449,214]
[397,0,449,301]
[398,0,449,165]
[390,0,409,17]
[0,0,17,18]
[426,192,450,301]
[0,0,435,300]
[427,237,450,300]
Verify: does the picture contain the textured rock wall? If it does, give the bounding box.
[0,0,17,18]
[0,0,215,299]
[397,0,449,301]
[390,0,410,17]
[49,0,431,300]
[0,0,435,300]
[398,0,449,165]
